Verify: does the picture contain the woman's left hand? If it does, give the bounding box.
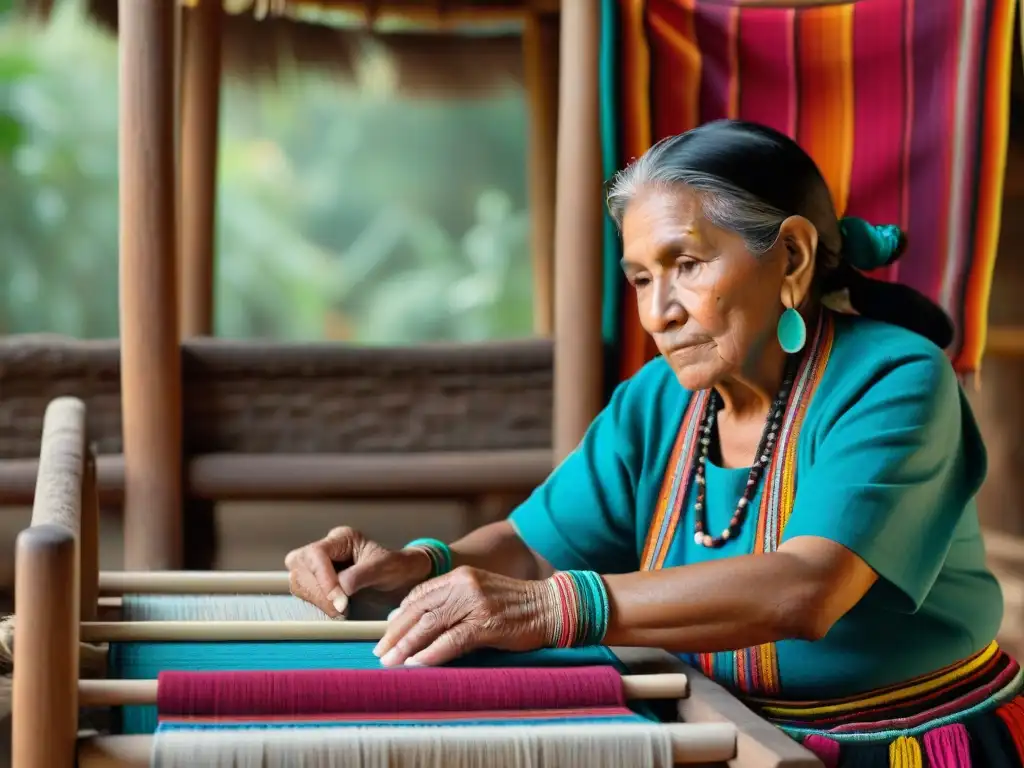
[373,566,555,667]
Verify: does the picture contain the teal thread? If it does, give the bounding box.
[403,538,453,578]
[599,0,623,352]
[839,217,903,271]
[777,307,807,354]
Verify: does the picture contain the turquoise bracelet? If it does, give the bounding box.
[403,537,453,578]
[547,569,610,648]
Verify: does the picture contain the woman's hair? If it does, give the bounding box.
[606,119,954,349]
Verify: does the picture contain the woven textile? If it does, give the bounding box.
[600,0,1016,382]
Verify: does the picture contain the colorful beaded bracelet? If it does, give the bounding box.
[547,570,610,648]
[402,537,453,579]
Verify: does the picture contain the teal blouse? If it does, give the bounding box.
[509,313,1003,700]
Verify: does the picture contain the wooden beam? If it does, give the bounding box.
[179,0,223,338]
[552,0,603,462]
[0,450,552,505]
[984,325,1024,357]
[118,0,183,569]
[283,0,560,22]
[522,12,559,336]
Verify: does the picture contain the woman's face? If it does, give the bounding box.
[621,185,809,391]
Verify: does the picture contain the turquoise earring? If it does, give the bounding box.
[777,307,806,354]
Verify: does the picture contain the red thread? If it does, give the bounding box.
[157,666,626,717]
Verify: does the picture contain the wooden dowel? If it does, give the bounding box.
[99,570,291,595]
[622,672,690,700]
[80,679,158,707]
[78,672,688,707]
[79,735,151,768]
[78,722,733,766]
[80,620,388,642]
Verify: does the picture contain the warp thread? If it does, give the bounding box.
[122,592,400,622]
[151,723,677,768]
[121,595,331,622]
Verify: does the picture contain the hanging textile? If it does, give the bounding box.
[600,0,1016,383]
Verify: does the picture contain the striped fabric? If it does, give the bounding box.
[744,641,1024,765]
[150,665,656,740]
[600,0,1016,383]
[641,311,835,697]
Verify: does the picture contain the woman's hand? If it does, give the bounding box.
[285,527,432,618]
[373,566,556,667]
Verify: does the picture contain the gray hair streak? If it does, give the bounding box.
[606,144,842,266]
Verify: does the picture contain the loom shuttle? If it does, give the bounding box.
[77,722,737,767]
[78,673,689,707]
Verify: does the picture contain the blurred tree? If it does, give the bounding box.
[0,0,533,344]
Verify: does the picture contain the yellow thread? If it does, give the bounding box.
[888,735,923,768]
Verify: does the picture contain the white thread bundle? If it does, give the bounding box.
[151,723,677,768]
[121,595,331,622]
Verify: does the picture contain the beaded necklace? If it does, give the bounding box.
[641,311,835,695]
[692,360,797,549]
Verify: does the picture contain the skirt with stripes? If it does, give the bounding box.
[746,642,1024,767]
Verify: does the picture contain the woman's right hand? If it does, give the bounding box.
[285,527,433,618]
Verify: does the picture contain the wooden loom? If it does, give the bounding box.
[9,397,823,767]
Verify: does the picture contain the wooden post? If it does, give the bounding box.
[178,0,223,338]
[30,397,87,616]
[522,13,560,337]
[81,446,100,621]
[552,0,604,462]
[12,525,78,768]
[119,0,183,569]
[177,0,223,570]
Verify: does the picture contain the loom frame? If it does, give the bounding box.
[10,396,823,768]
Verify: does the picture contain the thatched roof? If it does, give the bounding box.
[20,0,561,96]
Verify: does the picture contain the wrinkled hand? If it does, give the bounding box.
[285,527,432,618]
[373,566,556,667]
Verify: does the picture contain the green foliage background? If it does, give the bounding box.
[0,1,533,344]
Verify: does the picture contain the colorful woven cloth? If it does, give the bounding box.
[747,642,1024,766]
[109,642,659,734]
[600,0,1016,382]
[152,666,651,735]
[145,662,669,766]
[156,666,630,718]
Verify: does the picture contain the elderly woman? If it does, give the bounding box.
[287,120,1020,765]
